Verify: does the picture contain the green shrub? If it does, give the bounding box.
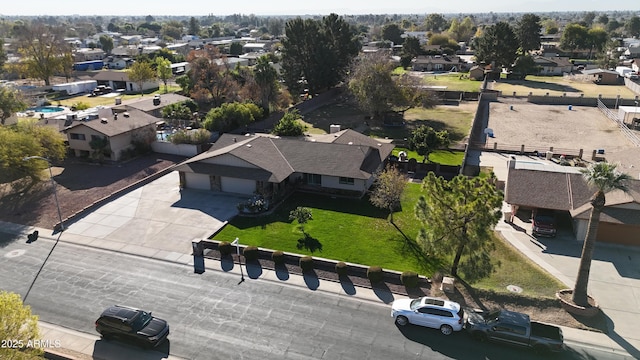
[218,241,232,256]
[72,101,90,110]
[243,246,259,261]
[367,266,384,283]
[335,261,348,276]
[299,256,314,272]
[272,250,285,265]
[401,271,419,288]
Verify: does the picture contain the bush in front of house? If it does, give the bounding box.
[401,271,419,288]
[218,241,232,256]
[272,250,285,265]
[367,266,384,283]
[299,256,314,272]
[243,246,259,261]
[335,261,348,276]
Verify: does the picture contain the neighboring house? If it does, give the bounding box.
[401,31,429,44]
[173,129,394,198]
[74,48,106,62]
[411,55,466,72]
[631,58,640,74]
[242,42,269,53]
[624,45,640,59]
[111,45,142,57]
[61,107,159,161]
[469,65,488,81]
[125,93,192,118]
[170,62,191,76]
[166,43,190,56]
[580,69,620,85]
[533,56,573,75]
[104,56,134,70]
[92,70,159,94]
[504,157,640,246]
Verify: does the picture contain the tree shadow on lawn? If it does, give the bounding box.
[296,234,322,253]
[391,222,442,275]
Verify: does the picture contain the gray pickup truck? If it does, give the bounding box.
[465,309,564,353]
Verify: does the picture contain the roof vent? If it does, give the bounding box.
[246,144,252,148]
[123,112,130,117]
[100,118,108,124]
[348,141,353,145]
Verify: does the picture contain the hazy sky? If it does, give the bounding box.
[2,0,638,16]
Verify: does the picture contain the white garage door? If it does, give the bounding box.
[185,173,211,190]
[221,177,256,195]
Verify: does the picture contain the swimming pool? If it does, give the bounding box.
[28,106,65,113]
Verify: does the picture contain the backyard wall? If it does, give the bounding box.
[151,142,200,157]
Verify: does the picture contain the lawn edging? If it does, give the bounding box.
[199,239,432,293]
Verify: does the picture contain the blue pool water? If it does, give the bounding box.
[29,106,65,113]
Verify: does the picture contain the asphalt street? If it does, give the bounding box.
[0,231,633,360]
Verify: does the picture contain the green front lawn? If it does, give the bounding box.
[216,183,439,274]
[215,183,564,297]
[392,148,465,166]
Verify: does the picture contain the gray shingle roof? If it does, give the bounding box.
[175,130,394,181]
[62,106,159,137]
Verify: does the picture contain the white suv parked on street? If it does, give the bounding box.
[391,296,464,335]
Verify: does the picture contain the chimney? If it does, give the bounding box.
[507,155,516,169]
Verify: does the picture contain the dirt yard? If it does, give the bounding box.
[486,101,640,169]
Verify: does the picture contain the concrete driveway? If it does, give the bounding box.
[61,171,244,255]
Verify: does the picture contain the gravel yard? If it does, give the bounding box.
[486,101,640,170]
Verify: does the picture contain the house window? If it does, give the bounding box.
[90,135,102,141]
[339,177,354,185]
[304,173,321,185]
[434,64,444,70]
[70,133,86,140]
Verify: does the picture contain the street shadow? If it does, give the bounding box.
[303,270,320,290]
[296,234,322,253]
[373,282,395,304]
[275,264,289,281]
[339,275,356,295]
[245,260,263,279]
[220,256,234,272]
[604,312,640,359]
[92,338,170,359]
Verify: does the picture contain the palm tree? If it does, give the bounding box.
[572,162,631,306]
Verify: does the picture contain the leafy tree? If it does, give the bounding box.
[572,163,631,306]
[230,42,243,56]
[272,109,305,136]
[128,61,156,96]
[606,20,622,34]
[625,16,640,38]
[281,14,360,96]
[424,13,447,32]
[473,22,518,70]
[99,35,114,54]
[161,21,183,41]
[401,36,422,59]
[253,55,279,111]
[448,16,476,42]
[0,86,27,125]
[382,23,404,45]
[0,119,65,181]
[348,53,437,119]
[512,54,538,79]
[268,18,284,36]
[408,125,450,162]
[202,102,262,132]
[289,206,312,236]
[0,291,43,359]
[415,173,503,280]
[348,53,397,118]
[0,41,6,70]
[515,14,541,55]
[89,135,110,162]
[155,57,172,93]
[14,22,71,86]
[582,12,597,27]
[586,28,608,59]
[188,17,200,36]
[369,165,408,223]
[187,46,239,107]
[597,14,609,25]
[560,23,589,52]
